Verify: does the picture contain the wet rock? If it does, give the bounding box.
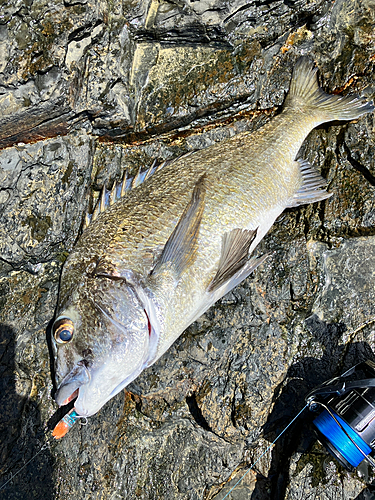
[0,0,375,499]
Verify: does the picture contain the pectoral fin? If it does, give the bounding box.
[287,158,332,208]
[152,175,206,279]
[208,228,260,293]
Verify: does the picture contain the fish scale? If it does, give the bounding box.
[51,57,374,423]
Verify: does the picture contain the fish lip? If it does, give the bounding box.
[55,363,90,407]
[62,388,79,405]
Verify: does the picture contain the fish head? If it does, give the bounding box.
[52,271,151,417]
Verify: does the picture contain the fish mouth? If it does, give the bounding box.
[61,388,79,405]
[55,364,90,409]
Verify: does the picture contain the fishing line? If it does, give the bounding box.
[221,403,308,500]
[0,403,308,495]
[0,415,88,492]
[0,437,53,492]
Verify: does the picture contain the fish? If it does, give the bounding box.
[52,57,374,419]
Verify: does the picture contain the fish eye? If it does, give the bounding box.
[53,318,74,344]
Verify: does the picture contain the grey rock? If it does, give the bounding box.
[0,133,94,266]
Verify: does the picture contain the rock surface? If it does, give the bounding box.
[0,0,375,499]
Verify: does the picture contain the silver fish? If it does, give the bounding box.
[52,58,374,417]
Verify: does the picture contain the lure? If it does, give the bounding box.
[52,408,80,439]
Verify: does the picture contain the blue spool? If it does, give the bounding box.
[314,409,372,467]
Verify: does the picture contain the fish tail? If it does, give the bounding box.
[285,57,374,121]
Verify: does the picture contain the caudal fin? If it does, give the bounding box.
[284,57,374,121]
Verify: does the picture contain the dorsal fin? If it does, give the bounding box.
[100,186,107,213]
[84,159,170,229]
[120,170,128,198]
[109,182,116,206]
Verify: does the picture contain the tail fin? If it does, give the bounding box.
[284,57,374,121]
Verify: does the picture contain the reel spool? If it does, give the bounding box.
[306,359,375,471]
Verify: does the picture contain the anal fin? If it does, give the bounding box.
[287,158,332,208]
[208,228,258,293]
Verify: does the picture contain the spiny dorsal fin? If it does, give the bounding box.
[132,167,144,189]
[91,193,101,222]
[208,228,257,292]
[287,158,332,208]
[120,170,128,198]
[151,175,206,279]
[100,185,107,213]
[145,159,157,182]
[109,182,116,206]
[83,213,91,230]
[85,158,172,228]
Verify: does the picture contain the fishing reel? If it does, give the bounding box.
[306,359,375,471]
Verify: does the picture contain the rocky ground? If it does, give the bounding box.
[0,0,375,498]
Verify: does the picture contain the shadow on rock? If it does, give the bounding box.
[251,314,375,500]
[0,324,54,500]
